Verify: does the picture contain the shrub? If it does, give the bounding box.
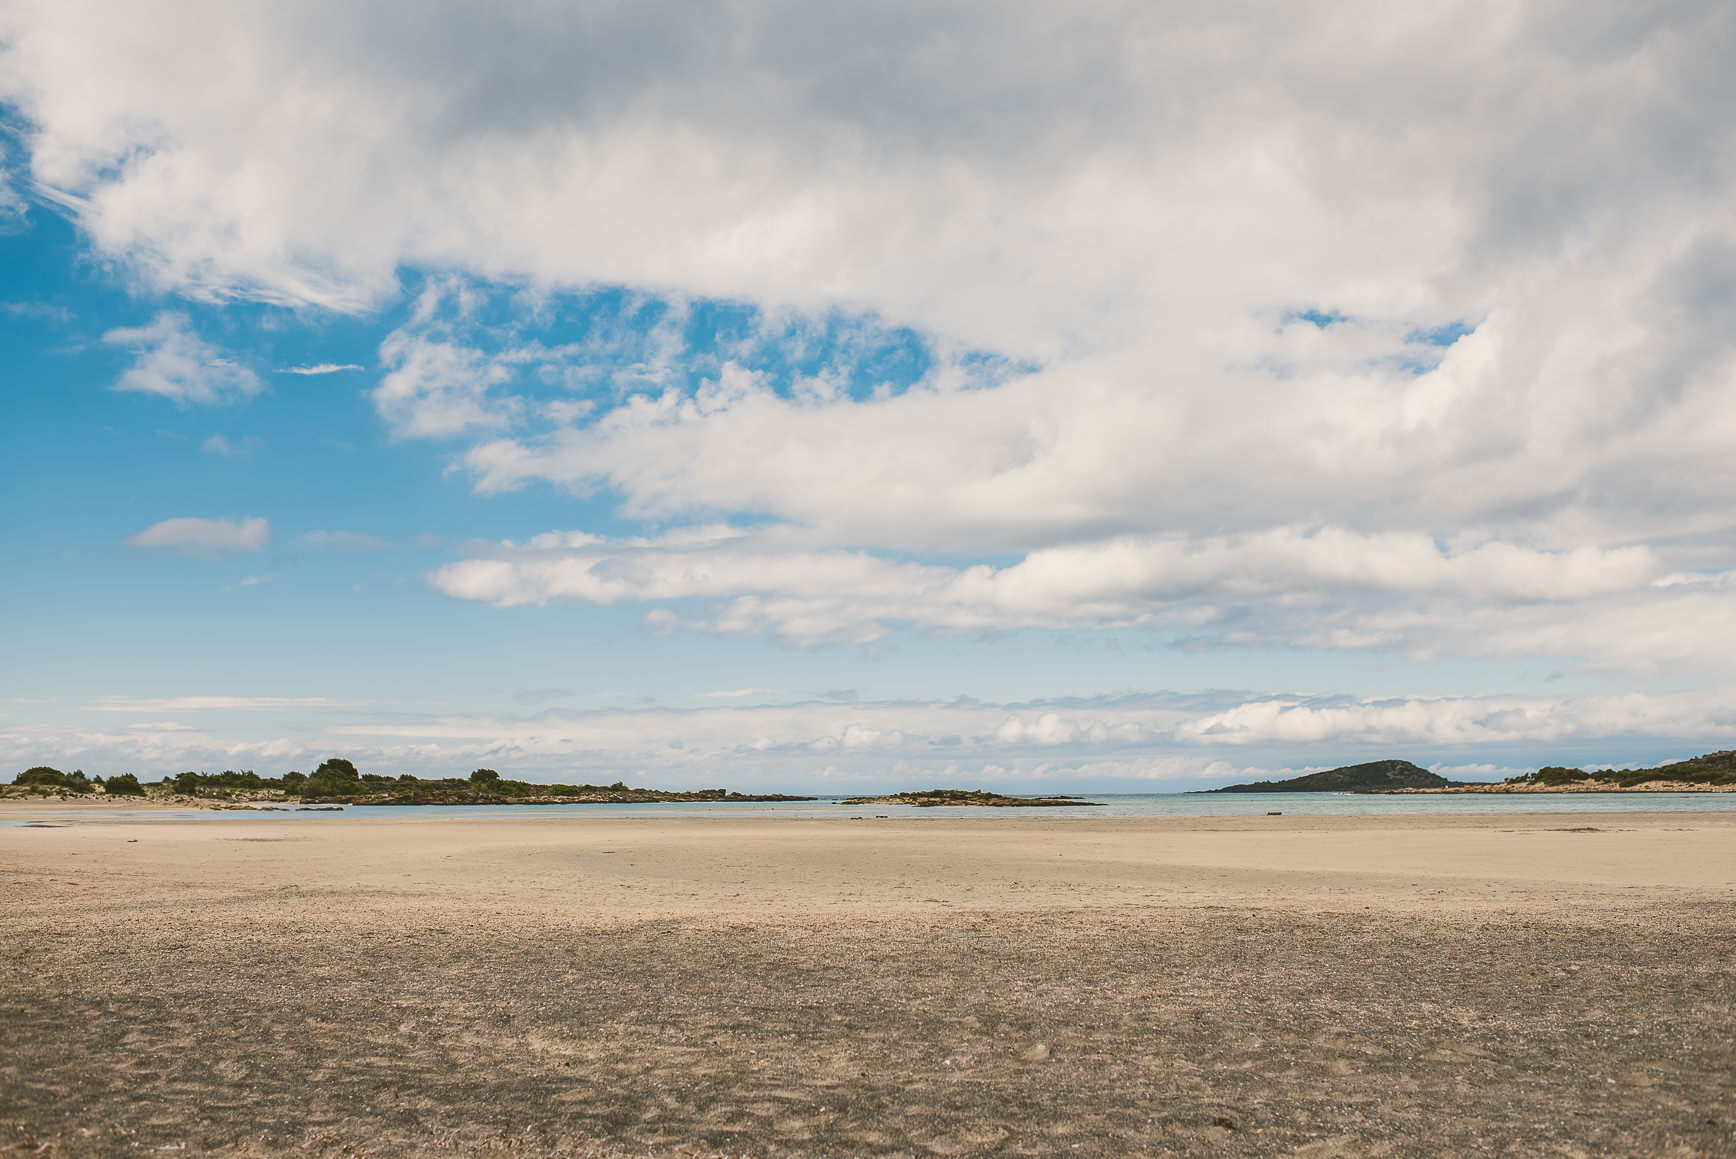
[470,768,501,783]
[104,773,145,796]
[14,767,91,792]
[16,766,64,785]
[301,758,363,798]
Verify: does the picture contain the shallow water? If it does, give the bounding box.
[11,789,1736,824]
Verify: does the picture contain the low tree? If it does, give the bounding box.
[104,773,145,796]
[301,758,364,798]
[470,768,501,783]
[14,767,91,792]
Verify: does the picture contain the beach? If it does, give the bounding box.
[3,806,1734,1156]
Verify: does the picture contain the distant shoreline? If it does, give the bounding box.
[1370,781,1736,795]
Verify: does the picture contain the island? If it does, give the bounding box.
[1196,750,1736,794]
[1197,759,1460,793]
[842,788,1103,807]
[0,759,816,805]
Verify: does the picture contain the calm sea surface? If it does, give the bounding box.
[13,791,1736,824]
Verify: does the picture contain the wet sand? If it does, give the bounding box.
[3,807,1734,1156]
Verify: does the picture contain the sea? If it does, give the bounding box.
[13,790,1736,824]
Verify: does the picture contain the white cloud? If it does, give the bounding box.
[373,325,520,440]
[423,523,1714,670]
[123,516,269,559]
[84,695,336,712]
[11,688,1736,789]
[7,2,1736,677]
[277,362,362,375]
[201,432,259,457]
[0,143,26,228]
[298,530,393,552]
[103,313,262,406]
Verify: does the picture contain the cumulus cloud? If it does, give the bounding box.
[8,2,1736,676]
[123,516,268,559]
[423,523,1709,668]
[373,321,521,440]
[11,688,1736,789]
[103,313,262,406]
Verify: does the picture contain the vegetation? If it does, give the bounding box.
[1505,751,1736,789]
[1203,760,1455,793]
[12,767,93,793]
[103,773,145,796]
[301,758,364,799]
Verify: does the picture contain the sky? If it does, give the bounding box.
[3,1,1735,791]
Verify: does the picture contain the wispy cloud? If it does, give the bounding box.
[514,688,572,706]
[698,688,774,699]
[0,300,73,323]
[84,696,339,712]
[298,530,392,552]
[124,516,269,560]
[103,314,262,406]
[276,363,363,375]
[201,433,260,457]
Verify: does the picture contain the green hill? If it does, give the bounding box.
[1202,759,1449,793]
[1505,750,1736,789]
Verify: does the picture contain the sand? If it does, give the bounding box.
[3,806,1734,1156]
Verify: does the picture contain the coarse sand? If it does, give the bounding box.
[3,806,1734,1156]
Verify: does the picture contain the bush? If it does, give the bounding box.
[470,768,500,783]
[301,757,364,798]
[104,773,145,796]
[16,766,64,786]
[14,766,91,792]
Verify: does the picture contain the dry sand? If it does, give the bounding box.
[3,806,1734,1156]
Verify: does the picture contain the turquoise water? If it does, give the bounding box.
[12,791,1736,824]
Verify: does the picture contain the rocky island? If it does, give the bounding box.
[842,788,1103,807]
[1199,759,1461,793]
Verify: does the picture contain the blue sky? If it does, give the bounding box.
[4,3,1735,789]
